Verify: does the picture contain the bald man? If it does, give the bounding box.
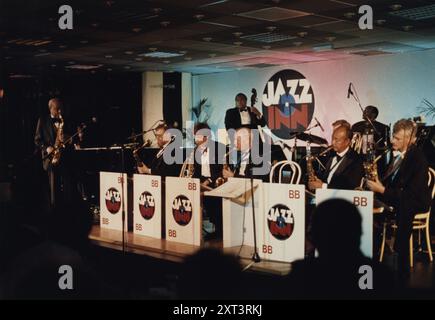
[309,126,364,190]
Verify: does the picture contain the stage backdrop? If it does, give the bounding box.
[190,49,435,144]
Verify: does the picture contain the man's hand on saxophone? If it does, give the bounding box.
[308,175,323,190]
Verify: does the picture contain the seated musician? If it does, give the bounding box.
[222,127,271,182]
[137,122,178,177]
[308,125,364,190]
[366,119,431,276]
[191,123,226,239]
[191,122,226,188]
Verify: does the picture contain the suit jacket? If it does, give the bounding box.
[224,107,266,131]
[149,142,179,177]
[382,145,431,215]
[228,146,271,182]
[192,141,227,184]
[320,149,364,190]
[35,116,70,171]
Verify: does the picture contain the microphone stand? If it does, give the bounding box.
[242,148,261,272]
[120,142,126,254]
[348,83,380,137]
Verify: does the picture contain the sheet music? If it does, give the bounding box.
[205,178,260,199]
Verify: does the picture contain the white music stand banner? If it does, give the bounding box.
[260,183,305,263]
[133,174,162,239]
[214,178,264,249]
[100,171,128,231]
[316,189,373,258]
[165,177,201,246]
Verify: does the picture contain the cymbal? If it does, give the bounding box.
[293,132,328,145]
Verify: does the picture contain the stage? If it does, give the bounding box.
[89,226,292,276]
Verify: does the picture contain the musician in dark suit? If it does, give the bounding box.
[137,123,178,177]
[224,93,266,144]
[34,98,75,207]
[222,127,271,182]
[191,123,226,239]
[367,119,431,276]
[191,123,226,187]
[352,105,390,153]
[309,125,364,190]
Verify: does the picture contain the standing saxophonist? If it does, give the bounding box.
[35,98,74,207]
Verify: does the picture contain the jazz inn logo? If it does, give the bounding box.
[267,204,295,241]
[139,191,155,220]
[172,195,192,226]
[262,69,315,139]
[105,188,121,214]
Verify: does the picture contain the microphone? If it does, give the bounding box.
[347,83,353,99]
[314,117,325,132]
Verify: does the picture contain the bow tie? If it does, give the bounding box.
[51,118,61,124]
[332,152,343,162]
[239,108,248,113]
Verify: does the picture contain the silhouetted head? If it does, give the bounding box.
[311,199,362,259]
[178,248,242,299]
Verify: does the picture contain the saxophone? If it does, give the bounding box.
[51,114,64,166]
[180,148,195,178]
[357,148,390,190]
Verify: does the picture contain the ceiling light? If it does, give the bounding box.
[139,51,184,58]
[344,12,356,19]
[148,47,157,51]
[153,8,162,14]
[325,36,336,42]
[233,41,243,46]
[376,19,386,25]
[390,4,402,11]
[233,32,243,37]
[194,14,205,20]
[163,60,171,64]
[160,21,170,27]
[202,37,212,42]
[132,27,142,32]
[402,25,413,31]
[266,26,277,32]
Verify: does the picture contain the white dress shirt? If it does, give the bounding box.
[323,147,349,188]
[200,147,211,178]
[239,108,251,125]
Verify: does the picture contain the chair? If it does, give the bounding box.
[269,160,302,184]
[379,167,435,267]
